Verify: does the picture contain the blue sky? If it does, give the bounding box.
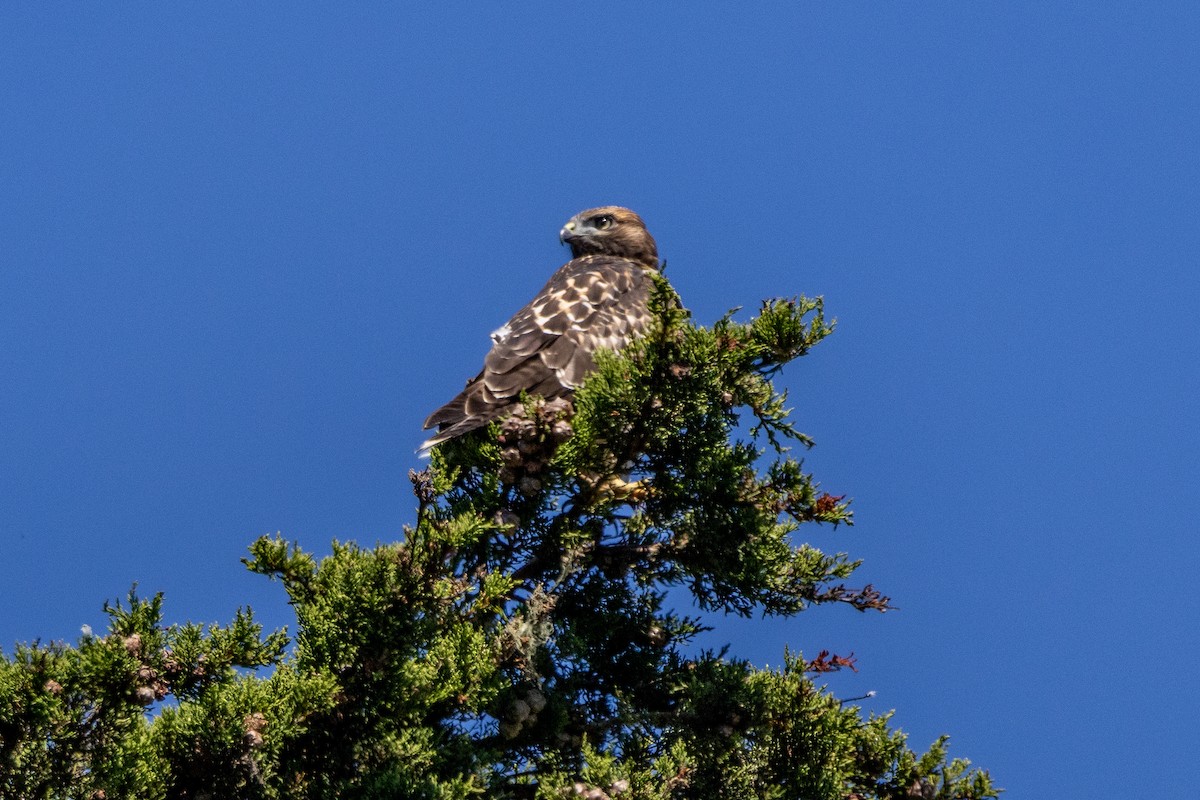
[3,4,1197,796]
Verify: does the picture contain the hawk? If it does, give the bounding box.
[420,206,660,452]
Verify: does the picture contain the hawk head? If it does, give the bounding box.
[559,206,658,266]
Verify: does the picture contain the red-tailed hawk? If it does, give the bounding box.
[420,206,660,452]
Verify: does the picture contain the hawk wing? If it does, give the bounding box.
[420,254,655,450]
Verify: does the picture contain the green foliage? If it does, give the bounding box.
[0,282,998,798]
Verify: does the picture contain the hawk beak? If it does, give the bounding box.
[559,220,579,245]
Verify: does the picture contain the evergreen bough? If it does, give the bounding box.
[0,280,998,799]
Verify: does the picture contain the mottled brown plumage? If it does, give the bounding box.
[420,206,659,452]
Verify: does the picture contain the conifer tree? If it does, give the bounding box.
[0,280,998,799]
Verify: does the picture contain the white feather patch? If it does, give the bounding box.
[490,323,512,343]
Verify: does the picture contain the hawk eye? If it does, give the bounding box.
[593,215,614,230]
